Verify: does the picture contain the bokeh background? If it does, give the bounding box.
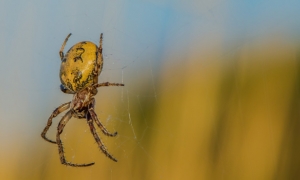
[1,0,300,179]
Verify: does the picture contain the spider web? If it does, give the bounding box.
[0,0,300,179]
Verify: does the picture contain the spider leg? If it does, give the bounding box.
[41,102,71,144]
[88,99,117,137]
[94,82,124,88]
[87,112,118,162]
[93,33,104,84]
[57,110,95,167]
[59,33,72,61]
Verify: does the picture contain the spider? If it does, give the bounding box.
[41,33,124,167]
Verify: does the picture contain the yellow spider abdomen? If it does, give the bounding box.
[60,41,98,92]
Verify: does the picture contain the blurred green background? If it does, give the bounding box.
[1,0,300,179]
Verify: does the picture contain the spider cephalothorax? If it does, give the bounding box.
[41,33,124,167]
[71,86,97,118]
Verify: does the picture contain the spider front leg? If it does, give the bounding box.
[41,102,71,144]
[87,112,118,162]
[88,99,117,137]
[59,33,72,61]
[93,33,104,84]
[57,110,95,167]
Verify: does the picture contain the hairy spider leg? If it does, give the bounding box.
[93,33,104,84]
[88,98,117,137]
[87,110,118,162]
[56,110,95,167]
[59,33,72,60]
[94,82,124,88]
[41,102,71,144]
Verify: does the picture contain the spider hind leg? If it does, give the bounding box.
[88,98,118,137]
[57,110,95,167]
[87,112,118,162]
